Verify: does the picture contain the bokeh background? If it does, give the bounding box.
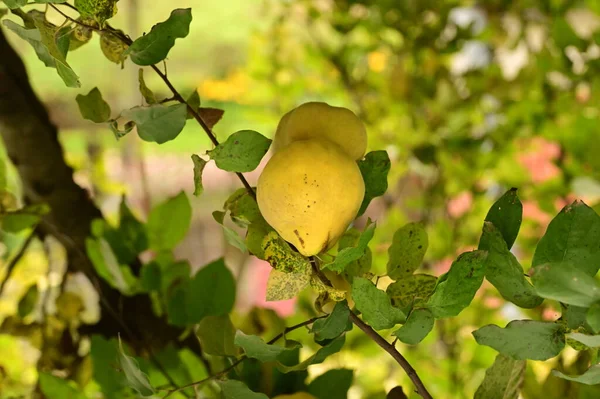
[1,0,600,398]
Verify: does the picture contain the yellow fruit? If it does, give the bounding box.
[273,102,367,160]
[257,139,364,256]
[273,393,317,399]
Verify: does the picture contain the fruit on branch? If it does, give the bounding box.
[273,102,367,161]
[257,138,364,256]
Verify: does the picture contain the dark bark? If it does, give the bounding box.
[0,28,182,351]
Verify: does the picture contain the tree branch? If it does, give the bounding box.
[349,311,433,399]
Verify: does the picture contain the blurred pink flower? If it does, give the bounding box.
[239,258,297,317]
[521,200,551,225]
[517,137,561,183]
[447,191,473,218]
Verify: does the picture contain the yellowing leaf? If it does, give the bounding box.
[266,268,311,301]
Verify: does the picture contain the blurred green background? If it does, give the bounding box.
[2,0,600,398]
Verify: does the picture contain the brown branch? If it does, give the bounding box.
[349,311,433,399]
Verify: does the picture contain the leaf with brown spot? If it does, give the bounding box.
[198,107,224,130]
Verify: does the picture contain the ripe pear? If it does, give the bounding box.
[273,102,367,160]
[257,139,365,256]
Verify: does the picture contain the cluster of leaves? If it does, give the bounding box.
[3,1,600,399]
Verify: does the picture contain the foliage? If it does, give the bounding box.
[1,0,600,398]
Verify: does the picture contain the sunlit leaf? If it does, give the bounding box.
[146,191,191,251]
[474,354,525,399]
[262,231,311,273]
[125,8,192,65]
[352,277,405,330]
[85,237,140,295]
[531,200,600,276]
[393,308,434,345]
[473,320,565,360]
[357,150,390,216]
[76,87,111,123]
[138,69,157,104]
[207,130,271,173]
[427,250,487,318]
[122,104,187,144]
[74,0,118,25]
[3,0,27,9]
[386,222,428,280]
[266,268,311,301]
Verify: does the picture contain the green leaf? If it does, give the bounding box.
[247,219,275,260]
[235,331,298,362]
[117,336,155,397]
[337,228,372,282]
[90,336,127,397]
[552,365,600,385]
[530,262,600,307]
[386,222,428,280]
[17,284,39,318]
[122,104,187,144]
[218,380,269,399]
[311,300,352,343]
[563,304,588,330]
[85,238,140,295]
[1,212,39,233]
[224,188,262,227]
[207,130,271,173]
[167,258,235,326]
[138,69,157,104]
[474,354,526,399]
[352,277,405,330]
[426,250,487,318]
[588,302,600,333]
[387,274,437,310]
[191,154,207,197]
[473,320,565,360]
[38,373,87,399]
[2,0,27,9]
[30,15,80,87]
[109,119,135,140]
[566,332,600,348]
[212,210,247,253]
[393,308,434,345]
[125,8,192,65]
[531,200,600,276]
[262,231,311,273]
[76,87,111,123]
[357,150,390,216]
[74,0,117,25]
[118,197,148,257]
[276,335,346,373]
[197,315,237,356]
[266,267,311,301]
[479,222,542,308]
[483,188,522,249]
[186,90,200,119]
[308,369,353,399]
[324,221,376,273]
[147,191,191,251]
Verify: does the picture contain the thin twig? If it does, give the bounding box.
[0,228,37,295]
[349,311,433,399]
[163,315,326,397]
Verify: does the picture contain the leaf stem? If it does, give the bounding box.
[349,311,433,399]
